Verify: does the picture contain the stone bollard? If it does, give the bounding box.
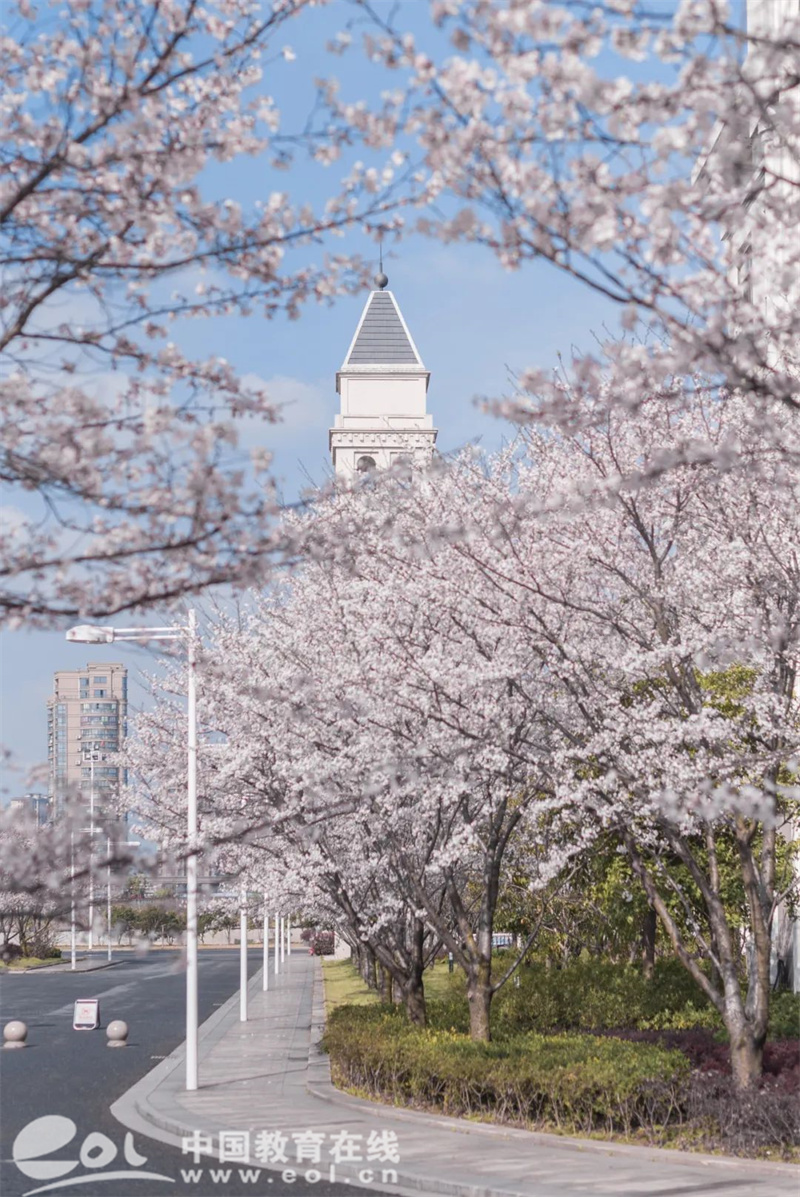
[106,1020,129,1048]
[3,1021,28,1049]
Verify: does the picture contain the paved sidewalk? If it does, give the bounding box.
[112,952,799,1197]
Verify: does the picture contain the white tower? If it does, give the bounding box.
[330,273,437,476]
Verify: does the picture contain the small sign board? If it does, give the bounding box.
[73,998,100,1030]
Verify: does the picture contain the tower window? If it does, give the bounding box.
[356,455,377,473]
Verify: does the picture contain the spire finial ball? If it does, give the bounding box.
[374,271,389,290]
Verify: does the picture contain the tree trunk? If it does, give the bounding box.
[744,935,758,1019]
[378,964,394,1003]
[403,973,427,1026]
[403,918,428,1026]
[624,827,770,1090]
[729,1025,764,1089]
[642,905,657,981]
[364,945,377,990]
[467,959,493,1041]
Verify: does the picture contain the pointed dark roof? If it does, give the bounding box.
[344,291,423,367]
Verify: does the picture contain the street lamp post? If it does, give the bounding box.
[70,831,76,971]
[106,840,110,963]
[262,898,269,992]
[274,911,279,977]
[106,837,141,963]
[185,609,198,1091]
[88,755,94,952]
[78,752,105,954]
[66,613,199,1091]
[239,885,248,1022]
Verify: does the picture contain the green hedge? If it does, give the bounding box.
[324,1005,690,1138]
[767,991,800,1040]
[427,957,799,1039]
[491,958,719,1034]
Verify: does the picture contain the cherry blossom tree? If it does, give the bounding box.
[125,463,595,1039]
[446,387,800,1087]
[262,815,445,1019]
[0,0,406,625]
[10,0,799,633]
[326,0,800,455]
[156,391,796,1076]
[127,614,451,1021]
[0,797,139,952]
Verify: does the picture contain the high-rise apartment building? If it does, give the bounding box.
[47,662,127,813]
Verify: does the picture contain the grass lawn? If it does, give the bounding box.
[0,956,63,971]
[322,955,462,1013]
[425,957,461,1001]
[321,958,379,1012]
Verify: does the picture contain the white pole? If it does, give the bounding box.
[262,899,269,991]
[239,886,248,1022]
[280,915,285,964]
[287,914,291,958]
[70,831,76,970]
[274,912,279,976]
[107,836,112,963]
[88,756,95,952]
[186,609,199,1091]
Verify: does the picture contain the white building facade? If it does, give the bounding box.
[330,277,437,476]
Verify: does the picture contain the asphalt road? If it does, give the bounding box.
[0,950,379,1197]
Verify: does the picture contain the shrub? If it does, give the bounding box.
[767,992,800,1041]
[595,1028,798,1087]
[310,931,335,956]
[325,1003,799,1157]
[489,958,720,1036]
[323,1005,690,1139]
[687,1072,800,1156]
[425,994,470,1035]
[25,924,61,960]
[437,957,798,1041]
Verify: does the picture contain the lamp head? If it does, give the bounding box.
[65,624,115,644]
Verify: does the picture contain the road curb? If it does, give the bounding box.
[113,967,424,1197]
[111,967,262,1145]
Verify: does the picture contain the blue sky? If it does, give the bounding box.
[3,0,682,791]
